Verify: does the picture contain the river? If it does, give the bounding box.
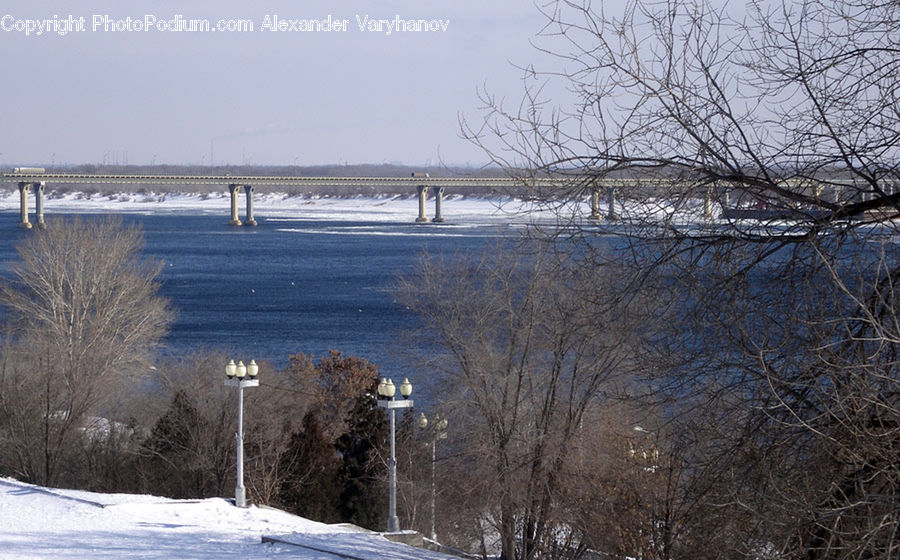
[0,204,522,383]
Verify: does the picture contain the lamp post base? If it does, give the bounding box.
[235,486,247,508]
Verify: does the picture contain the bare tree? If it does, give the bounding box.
[460,1,900,557]
[136,352,243,499]
[465,0,900,230]
[399,245,643,559]
[0,217,173,486]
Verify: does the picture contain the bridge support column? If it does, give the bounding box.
[18,183,32,229]
[433,187,445,223]
[228,185,242,226]
[244,185,257,226]
[606,187,619,221]
[589,187,601,220]
[34,182,45,228]
[416,185,430,223]
[704,186,715,219]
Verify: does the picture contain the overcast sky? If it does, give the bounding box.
[0,1,550,167]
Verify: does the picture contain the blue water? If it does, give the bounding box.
[0,212,513,379]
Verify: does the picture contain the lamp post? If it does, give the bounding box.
[629,425,659,560]
[377,377,413,533]
[225,359,259,508]
[418,413,448,541]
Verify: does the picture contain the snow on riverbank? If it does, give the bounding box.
[0,189,560,224]
[0,477,459,559]
[0,187,724,227]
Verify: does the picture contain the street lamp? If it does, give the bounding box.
[225,359,259,508]
[418,412,448,541]
[377,377,414,532]
[630,425,659,469]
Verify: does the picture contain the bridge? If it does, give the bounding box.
[0,171,625,228]
[3,170,880,228]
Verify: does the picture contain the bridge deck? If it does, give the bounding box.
[0,173,533,188]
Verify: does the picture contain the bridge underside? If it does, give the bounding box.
[10,180,465,228]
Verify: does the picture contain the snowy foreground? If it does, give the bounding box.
[0,477,460,559]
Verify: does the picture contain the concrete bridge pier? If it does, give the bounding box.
[433,187,445,223]
[416,185,430,223]
[704,186,715,219]
[589,187,601,220]
[834,183,844,204]
[606,186,619,221]
[228,184,243,226]
[34,182,45,228]
[244,185,257,226]
[17,183,32,229]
